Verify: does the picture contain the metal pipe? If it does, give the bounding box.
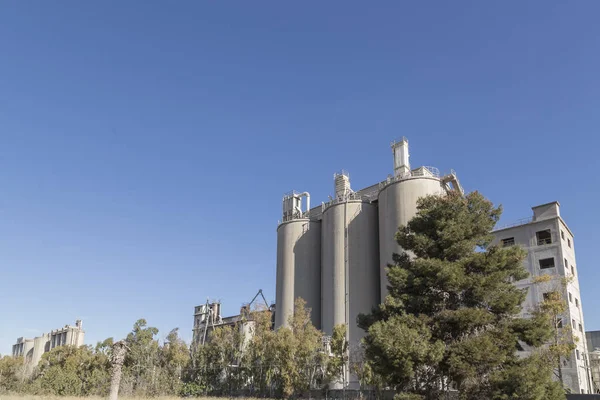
[298,192,310,215]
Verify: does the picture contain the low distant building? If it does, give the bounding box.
[587,331,600,352]
[11,320,85,372]
[587,331,600,393]
[192,292,275,347]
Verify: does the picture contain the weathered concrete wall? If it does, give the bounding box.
[492,207,590,394]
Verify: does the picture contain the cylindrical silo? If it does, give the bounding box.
[321,200,379,343]
[294,220,322,328]
[378,176,443,302]
[275,218,322,329]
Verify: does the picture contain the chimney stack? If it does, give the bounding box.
[392,137,410,177]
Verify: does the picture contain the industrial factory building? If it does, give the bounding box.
[275,138,462,387]
[192,290,274,347]
[12,320,85,374]
[275,138,591,392]
[492,202,591,394]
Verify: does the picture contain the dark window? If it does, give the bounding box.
[539,258,555,269]
[577,349,580,360]
[579,323,583,332]
[568,238,572,248]
[571,266,575,275]
[564,258,568,270]
[561,230,565,240]
[501,237,515,247]
[536,230,552,245]
[569,292,573,302]
[558,319,563,328]
[575,298,579,308]
[573,318,576,327]
[543,292,559,301]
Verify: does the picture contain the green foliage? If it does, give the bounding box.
[159,328,190,394]
[282,298,325,397]
[360,191,562,400]
[489,353,565,399]
[241,304,280,396]
[116,319,191,397]
[0,355,27,393]
[349,342,382,390]
[121,318,161,396]
[363,314,443,392]
[395,393,425,400]
[325,324,348,386]
[188,298,330,398]
[180,381,205,396]
[35,345,110,396]
[531,275,577,391]
[7,319,189,398]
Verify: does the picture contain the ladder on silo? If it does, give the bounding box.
[441,170,464,195]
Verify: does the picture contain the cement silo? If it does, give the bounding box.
[275,191,322,329]
[321,172,380,345]
[378,138,445,302]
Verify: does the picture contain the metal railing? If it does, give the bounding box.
[537,237,552,246]
[334,169,350,178]
[378,165,440,190]
[493,217,533,231]
[391,136,408,147]
[279,211,310,224]
[282,190,300,198]
[501,238,515,247]
[321,192,366,210]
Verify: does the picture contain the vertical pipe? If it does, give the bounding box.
[343,200,350,388]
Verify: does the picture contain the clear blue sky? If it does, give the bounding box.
[1,1,600,354]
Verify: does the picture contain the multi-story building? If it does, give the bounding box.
[588,349,600,394]
[586,331,600,393]
[492,203,591,394]
[11,320,85,373]
[275,139,591,391]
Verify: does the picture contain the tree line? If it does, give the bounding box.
[1,192,576,399]
[0,302,350,398]
[0,321,190,397]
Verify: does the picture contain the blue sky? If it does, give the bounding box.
[1,1,600,354]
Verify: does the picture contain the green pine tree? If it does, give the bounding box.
[359,191,562,400]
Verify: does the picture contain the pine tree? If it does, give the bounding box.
[359,191,562,400]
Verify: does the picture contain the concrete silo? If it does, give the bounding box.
[321,171,380,345]
[378,138,460,302]
[275,191,322,329]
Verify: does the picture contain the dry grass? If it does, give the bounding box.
[0,396,218,400]
[0,396,265,400]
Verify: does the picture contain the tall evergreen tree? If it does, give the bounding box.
[359,191,562,400]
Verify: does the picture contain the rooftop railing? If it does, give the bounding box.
[493,217,533,231]
[378,166,440,190]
